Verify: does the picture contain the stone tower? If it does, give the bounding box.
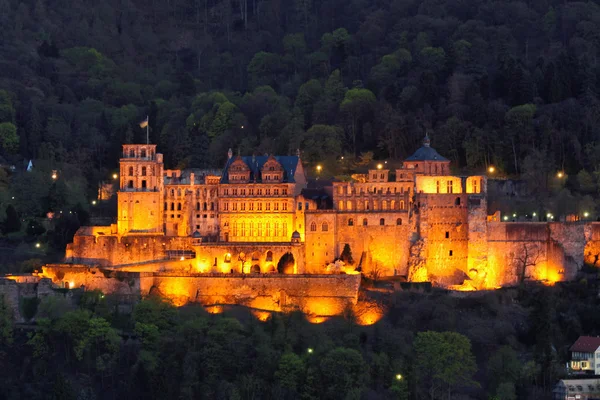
[117,144,164,235]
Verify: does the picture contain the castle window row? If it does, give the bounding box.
[338,199,406,211]
[230,222,288,238]
[222,187,288,196]
[347,218,402,226]
[127,166,153,177]
[164,202,217,211]
[310,222,329,232]
[336,186,410,195]
[222,202,289,212]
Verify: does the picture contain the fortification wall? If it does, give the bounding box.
[39,265,360,316]
[140,274,361,315]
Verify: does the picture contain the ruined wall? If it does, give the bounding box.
[418,193,470,285]
[584,223,600,267]
[305,211,337,273]
[139,273,361,315]
[39,265,360,317]
[334,211,411,277]
[486,223,569,286]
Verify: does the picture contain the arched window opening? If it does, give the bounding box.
[128,167,134,176]
[203,202,207,211]
[177,203,182,211]
[455,197,461,206]
[363,218,368,226]
[170,203,174,211]
[348,218,354,226]
[266,251,273,262]
[129,149,135,157]
[400,200,405,209]
[196,202,200,211]
[396,218,402,225]
[339,201,344,211]
[210,202,215,211]
[346,200,352,210]
[310,222,317,231]
[322,222,328,232]
[128,180,133,189]
[141,167,147,176]
[380,218,385,226]
[141,149,147,158]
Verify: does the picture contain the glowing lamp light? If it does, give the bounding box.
[512,213,516,218]
[51,171,58,180]
[316,165,322,173]
[546,213,552,218]
[180,256,185,261]
[557,171,564,178]
[241,125,244,129]
[91,200,97,205]
[488,166,495,173]
[503,216,509,221]
[35,243,41,248]
[112,173,118,180]
[377,163,383,170]
[68,281,74,289]
[584,212,590,218]
[307,348,314,354]
[396,374,403,381]
[532,212,537,217]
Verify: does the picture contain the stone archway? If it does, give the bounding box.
[251,264,261,274]
[277,252,295,274]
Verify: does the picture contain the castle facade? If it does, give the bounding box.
[57,136,599,290]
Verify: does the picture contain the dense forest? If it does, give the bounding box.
[1,0,600,224]
[1,282,599,400]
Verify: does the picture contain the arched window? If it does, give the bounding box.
[363,218,368,226]
[203,202,207,211]
[339,201,344,211]
[141,167,147,176]
[391,200,396,209]
[382,200,388,210]
[129,149,135,157]
[141,149,147,158]
[380,218,385,226]
[400,200,405,210]
[128,167,134,176]
[170,189,174,197]
[177,189,181,196]
[128,180,133,189]
[164,202,167,211]
[396,218,402,225]
[170,202,174,211]
[196,202,200,211]
[365,200,370,210]
[210,202,214,211]
[310,222,317,231]
[346,200,352,210]
[348,218,354,226]
[455,197,461,206]
[224,253,231,263]
[177,203,182,211]
[266,251,273,262]
[322,222,328,232]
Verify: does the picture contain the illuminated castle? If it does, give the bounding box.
[52,136,594,293]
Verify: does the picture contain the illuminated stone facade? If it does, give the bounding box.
[53,138,592,293]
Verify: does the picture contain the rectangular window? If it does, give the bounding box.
[241,203,246,211]
[258,203,263,211]
[233,203,238,211]
[223,203,229,211]
[249,203,254,211]
[274,188,279,195]
[447,180,453,193]
[233,189,238,195]
[282,188,288,195]
[249,189,254,195]
[258,189,263,195]
[436,180,440,193]
[266,189,271,195]
[298,202,302,211]
[274,203,279,211]
[445,231,449,239]
[449,250,453,256]
[283,203,288,211]
[473,180,478,193]
[141,180,147,189]
[266,203,271,211]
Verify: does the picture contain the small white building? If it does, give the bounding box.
[569,336,600,375]
[554,378,600,400]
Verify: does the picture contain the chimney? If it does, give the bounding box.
[190,172,195,186]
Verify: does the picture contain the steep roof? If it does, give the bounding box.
[405,135,449,162]
[570,336,600,353]
[220,155,301,183]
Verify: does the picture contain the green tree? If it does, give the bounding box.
[413,331,478,399]
[0,294,13,347]
[487,346,520,392]
[3,204,20,233]
[0,89,15,123]
[320,347,366,399]
[340,88,376,154]
[340,243,354,264]
[0,122,19,153]
[275,352,305,393]
[301,125,343,162]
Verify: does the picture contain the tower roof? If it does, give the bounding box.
[405,135,449,162]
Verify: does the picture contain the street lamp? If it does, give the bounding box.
[307,348,314,354]
[377,163,383,170]
[488,166,495,173]
[91,200,97,206]
[35,243,41,248]
[112,173,118,180]
[584,212,590,218]
[396,374,403,381]
[557,171,564,178]
[51,170,58,180]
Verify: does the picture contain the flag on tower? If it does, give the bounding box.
[139,116,149,128]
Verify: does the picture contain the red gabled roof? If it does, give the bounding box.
[570,336,600,353]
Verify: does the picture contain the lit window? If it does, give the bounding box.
[322,222,328,232]
[447,180,453,193]
[310,222,317,231]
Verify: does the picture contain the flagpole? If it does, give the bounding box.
[146,115,149,144]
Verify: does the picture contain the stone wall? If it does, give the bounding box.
[39,265,360,317]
